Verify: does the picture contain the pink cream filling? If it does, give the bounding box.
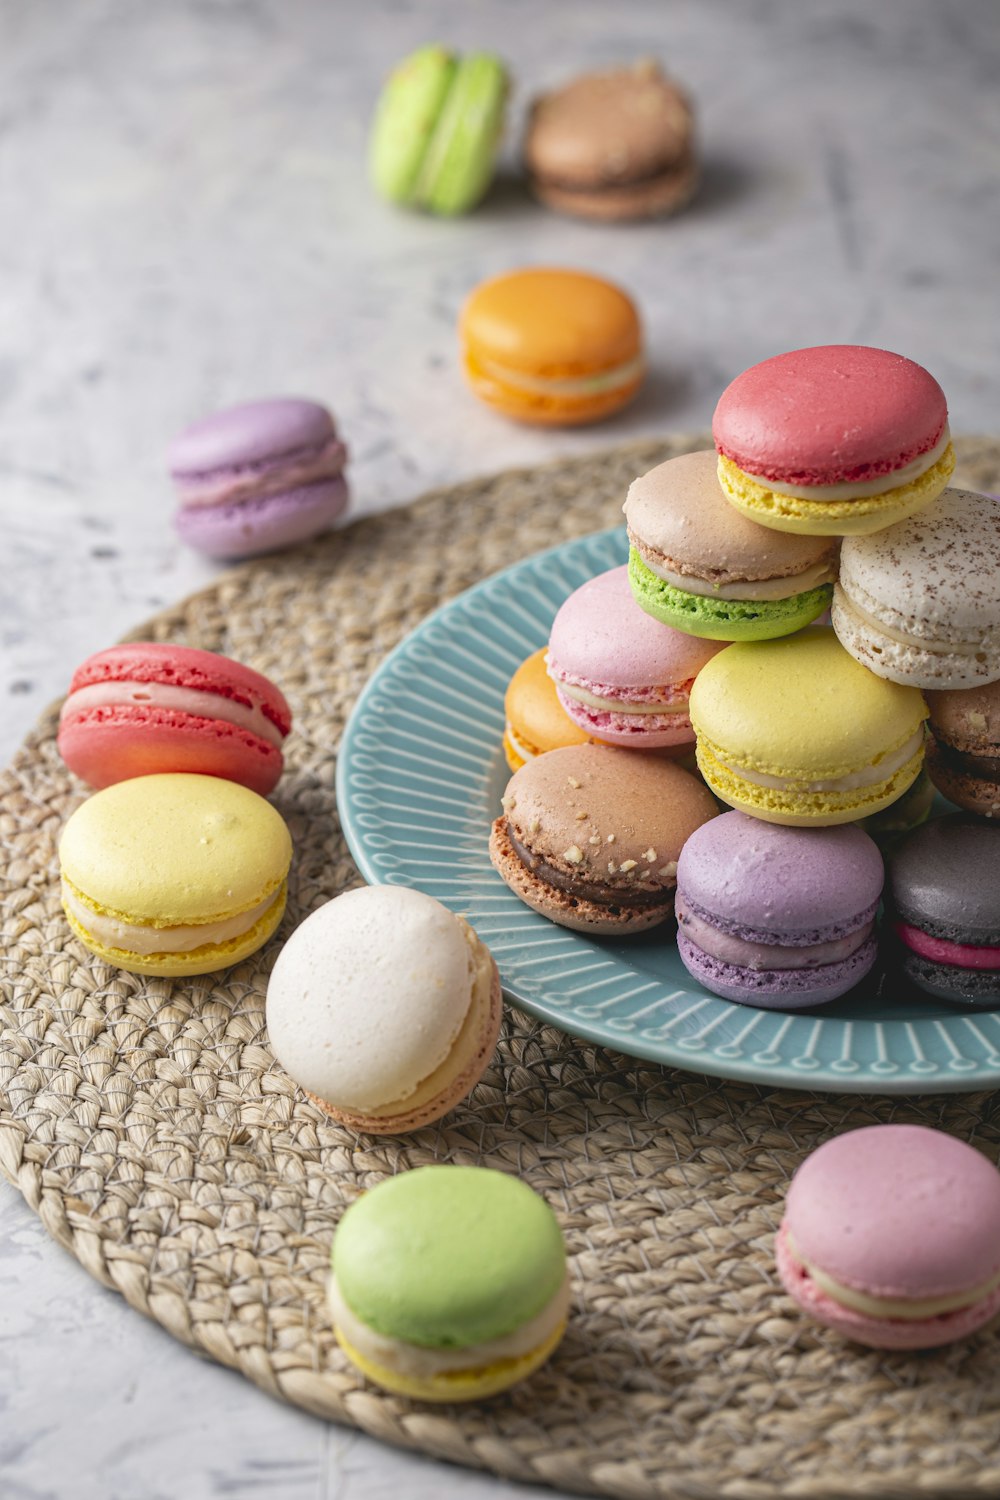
[896,922,1000,971]
[60,682,286,749]
[174,437,348,509]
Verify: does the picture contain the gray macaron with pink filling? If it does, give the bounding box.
[676,811,884,1008]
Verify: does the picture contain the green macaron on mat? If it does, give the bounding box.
[3,434,1000,1500]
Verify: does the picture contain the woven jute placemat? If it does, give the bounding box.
[3,434,1000,1500]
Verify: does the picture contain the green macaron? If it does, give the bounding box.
[623,450,837,642]
[329,1165,569,1401]
[369,45,508,215]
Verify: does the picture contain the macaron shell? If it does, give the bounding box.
[926,677,1000,755]
[59,774,292,924]
[533,162,697,222]
[833,488,1000,688]
[776,1224,1000,1351]
[176,476,349,559]
[548,565,722,689]
[783,1124,1000,1300]
[887,813,1000,943]
[334,1313,567,1402]
[305,955,503,1136]
[168,397,336,475]
[628,547,833,642]
[58,708,284,796]
[369,45,457,203]
[898,948,1000,1006]
[712,346,949,485]
[63,883,287,978]
[461,269,642,378]
[677,929,877,1008]
[555,688,694,749]
[925,742,1000,819]
[688,631,928,780]
[717,445,954,536]
[416,52,507,214]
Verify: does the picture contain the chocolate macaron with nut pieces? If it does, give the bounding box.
[832,488,1000,691]
[925,679,1000,817]
[523,60,697,221]
[266,885,502,1134]
[625,450,836,641]
[489,742,718,934]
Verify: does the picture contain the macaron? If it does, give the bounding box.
[925,679,1000,817]
[689,628,929,826]
[57,643,292,795]
[460,267,644,426]
[369,44,508,215]
[675,812,883,1008]
[713,346,955,535]
[523,60,697,221]
[266,886,502,1135]
[887,813,1000,1005]
[776,1124,1000,1349]
[59,773,292,977]
[329,1165,569,1401]
[170,397,349,559]
[503,647,590,772]
[489,742,718,934]
[624,451,836,641]
[832,488,1000,690]
[546,565,722,748]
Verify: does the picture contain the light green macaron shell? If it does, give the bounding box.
[627,546,833,642]
[332,1166,567,1348]
[369,45,507,214]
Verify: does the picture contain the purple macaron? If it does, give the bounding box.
[675,811,884,1008]
[170,397,349,559]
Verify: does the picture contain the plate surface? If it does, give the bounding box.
[337,526,1000,1094]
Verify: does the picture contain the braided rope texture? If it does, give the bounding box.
[3,435,1000,1500]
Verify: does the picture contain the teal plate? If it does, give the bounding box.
[337,526,1000,1095]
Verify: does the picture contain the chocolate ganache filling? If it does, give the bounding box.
[506,823,670,909]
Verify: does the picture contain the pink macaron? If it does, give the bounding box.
[546,565,724,749]
[58,643,292,795]
[713,345,955,535]
[170,397,349,559]
[776,1124,1000,1350]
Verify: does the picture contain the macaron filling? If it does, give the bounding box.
[737,427,952,501]
[61,877,285,957]
[173,436,348,508]
[328,1269,570,1380]
[781,1228,1000,1322]
[895,922,1000,972]
[705,726,925,796]
[833,582,1000,660]
[717,445,956,525]
[504,721,539,763]
[505,824,674,907]
[474,353,645,399]
[60,681,287,749]
[630,541,835,601]
[676,895,874,971]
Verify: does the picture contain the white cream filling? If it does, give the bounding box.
[785,1231,1000,1321]
[558,682,688,715]
[741,427,951,500]
[638,553,834,601]
[716,728,924,794]
[62,879,279,955]
[834,586,1000,657]
[60,681,285,749]
[328,1271,571,1378]
[478,354,645,399]
[504,721,537,762]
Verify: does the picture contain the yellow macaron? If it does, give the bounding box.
[460,267,645,426]
[688,629,928,826]
[59,773,292,976]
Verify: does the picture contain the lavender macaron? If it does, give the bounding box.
[170,397,349,559]
[675,811,884,1008]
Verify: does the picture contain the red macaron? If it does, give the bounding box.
[58,643,292,795]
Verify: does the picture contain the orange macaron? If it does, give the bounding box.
[503,647,591,770]
[460,267,645,425]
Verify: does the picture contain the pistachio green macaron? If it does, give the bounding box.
[329,1165,569,1401]
[369,45,508,215]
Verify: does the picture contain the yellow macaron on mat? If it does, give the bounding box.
[2,434,1000,1500]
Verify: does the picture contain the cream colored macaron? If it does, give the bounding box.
[265,885,502,1134]
[59,773,292,976]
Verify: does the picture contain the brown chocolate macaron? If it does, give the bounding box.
[523,60,697,222]
[489,742,718,933]
[926,681,1000,818]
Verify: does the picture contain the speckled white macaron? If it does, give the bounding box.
[265,885,502,1134]
[832,488,1000,689]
